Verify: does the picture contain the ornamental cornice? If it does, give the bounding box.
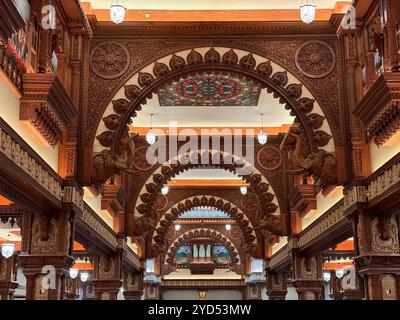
[367,161,400,201]
[0,118,63,202]
[269,245,289,270]
[81,204,118,249]
[298,203,345,248]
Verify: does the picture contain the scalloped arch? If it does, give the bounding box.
[93,47,335,155]
[152,195,258,246]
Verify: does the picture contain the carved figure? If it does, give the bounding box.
[285,130,337,187]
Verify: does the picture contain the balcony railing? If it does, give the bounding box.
[0,44,24,91]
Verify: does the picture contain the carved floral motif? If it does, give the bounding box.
[295,41,336,79]
[257,146,282,171]
[90,42,130,79]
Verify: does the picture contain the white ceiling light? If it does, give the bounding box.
[161,186,169,195]
[80,272,89,283]
[225,224,232,231]
[174,224,181,231]
[257,113,267,145]
[1,243,15,259]
[335,269,344,279]
[300,0,316,24]
[110,0,126,24]
[146,113,157,145]
[323,272,331,282]
[240,186,248,195]
[69,268,79,279]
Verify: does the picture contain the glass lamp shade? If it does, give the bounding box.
[174,224,181,231]
[323,272,331,282]
[69,268,79,279]
[80,272,89,283]
[146,131,157,145]
[240,186,248,195]
[257,132,268,145]
[335,269,344,279]
[1,243,15,259]
[225,224,232,231]
[300,1,316,24]
[110,2,126,24]
[161,186,169,195]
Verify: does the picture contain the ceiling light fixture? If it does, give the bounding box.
[335,269,344,279]
[225,224,232,231]
[300,0,317,24]
[1,234,15,259]
[146,113,157,145]
[69,268,79,279]
[257,113,267,145]
[323,272,331,282]
[240,185,248,195]
[110,0,126,24]
[80,272,89,283]
[174,224,181,231]
[161,186,169,195]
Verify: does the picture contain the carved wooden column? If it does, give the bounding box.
[339,27,371,181]
[92,251,123,300]
[382,0,400,72]
[18,209,75,300]
[353,209,400,300]
[65,277,80,300]
[266,269,287,300]
[123,269,144,300]
[243,283,263,300]
[292,252,324,300]
[0,256,17,300]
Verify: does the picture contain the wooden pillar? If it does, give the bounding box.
[266,269,287,300]
[0,256,18,300]
[123,269,144,300]
[92,251,123,300]
[18,210,75,300]
[292,252,324,300]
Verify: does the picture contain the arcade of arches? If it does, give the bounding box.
[1,0,400,301]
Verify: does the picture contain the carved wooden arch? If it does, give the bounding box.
[152,195,259,248]
[164,228,241,266]
[136,150,280,223]
[95,47,334,156]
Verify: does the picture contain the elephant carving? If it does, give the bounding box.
[284,130,337,187]
[133,216,155,236]
[254,215,283,236]
[92,132,138,185]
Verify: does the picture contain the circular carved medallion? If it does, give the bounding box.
[133,146,153,171]
[229,226,241,240]
[241,192,260,212]
[257,146,282,171]
[90,42,130,79]
[295,40,336,79]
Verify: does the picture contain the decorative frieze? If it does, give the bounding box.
[82,205,118,249]
[161,279,243,288]
[269,245,289,270]
[0,118,63,201]
[367,162,400,201]
[298,203,344,247]
[62,186,84,212]
[343,186,367,212]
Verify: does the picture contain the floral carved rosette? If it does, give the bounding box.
[90,42,130,79]
[295,40,336,79]
[241,192,260,211]
[257,146,282,171]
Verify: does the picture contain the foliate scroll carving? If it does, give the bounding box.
[98,256,116,280]
[371,217,400,254]
[300,257,318,280]
[381,274,397,300]
[295,41,336,79]
[254,215,283,236]
[241,192,260,211]
[30,215,58,254]
[367,162,400,201]
[90,42,130,79]
[132,146,154,171]
[257,146,282,171]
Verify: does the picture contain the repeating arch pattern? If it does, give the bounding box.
[164,228,241,266]
[135,150,280,221]
[94,47,334,155]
